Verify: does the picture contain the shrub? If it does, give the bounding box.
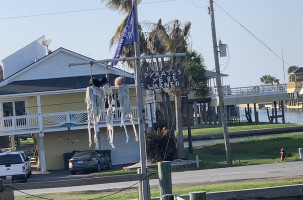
[146,127,177,163]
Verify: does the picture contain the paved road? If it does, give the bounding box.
[14,161,303,196]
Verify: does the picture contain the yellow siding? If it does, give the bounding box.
[44,130,95,170]
[43,127,128,170]
[41,93,86,114]
[129,87,147,105]
[28,96,38,115]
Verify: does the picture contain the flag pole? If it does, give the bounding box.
[133,0,149,199]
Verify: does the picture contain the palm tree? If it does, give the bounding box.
[182,50,208,153]
[162,20,192,159]
[260,75,279,85]
[146,19,173,131]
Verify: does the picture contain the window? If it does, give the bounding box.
[2,101,26,117]
[2,100,27,128]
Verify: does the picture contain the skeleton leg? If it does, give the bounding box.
[130,114,138,141]
[108,127,115,148]
[121,113,129,143]
[93,124,99,150]
[88,123,92,147]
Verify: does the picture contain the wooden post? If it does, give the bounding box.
[202,103,206,124]
[190,191,206,200]
[253,103,259,124]
[274,101,278,123]
[281,101,285,123]
[194,102,198,128]
[0,179,14,200]
[213,106,217,125]
[137,168,142,200]
[158,161,172,200]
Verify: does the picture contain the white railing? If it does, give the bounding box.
[211,84,287,97]
[0,106,142,133]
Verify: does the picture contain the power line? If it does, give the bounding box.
[0,8,107,20]
[213,1,291,66]
[189,0,208,9]
[0,0,180,21]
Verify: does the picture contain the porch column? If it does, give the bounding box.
[145,90,153,130]
[194,102,198,128]
[37,95,46,172]
[10,136,16,151]
[38,132,46,172]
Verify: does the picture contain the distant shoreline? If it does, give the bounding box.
[184,126,303,141]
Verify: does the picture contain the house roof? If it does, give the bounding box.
[293,67,303,74]
[0,47,134,87]
[0,74,135,96]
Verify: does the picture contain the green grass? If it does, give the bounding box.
[20,138,34,146]
[183,123,301,136]
[87,131,303,177]
[186,132,303,169]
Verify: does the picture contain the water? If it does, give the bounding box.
[239,108,303,124]
[184,109,303,147]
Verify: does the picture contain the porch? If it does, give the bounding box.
[0,106,152,137]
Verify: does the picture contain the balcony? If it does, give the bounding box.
[0,106,148,136]
[211,84,287,97]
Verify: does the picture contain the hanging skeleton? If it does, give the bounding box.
[85,77,107,150]
[115,77,138,143]
[102,80,116,147]
[106,99,115,148]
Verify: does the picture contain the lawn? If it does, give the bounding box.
[182,122,302,136]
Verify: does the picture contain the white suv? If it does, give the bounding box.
[0,151,29,182]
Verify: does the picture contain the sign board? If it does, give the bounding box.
[142,69,184,90]
[145,96,154,104]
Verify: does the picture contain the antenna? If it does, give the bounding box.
[42,39,52,54]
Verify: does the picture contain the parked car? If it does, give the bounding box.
[20,151,32,177]
[0,151,29,182]
[68,150,111,175]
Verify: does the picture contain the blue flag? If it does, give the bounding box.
[111,5,138,67]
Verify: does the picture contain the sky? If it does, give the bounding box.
[0,0,302,88]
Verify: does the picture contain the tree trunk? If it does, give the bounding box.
[175,91,185,159]
[161,91,169,128]
[182,95,193,153]
[165,92,173,130]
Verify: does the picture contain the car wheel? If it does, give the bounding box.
[71,170,76,175]
[23,177,27,183]
[96,162,101,172]
[108,160,112,169]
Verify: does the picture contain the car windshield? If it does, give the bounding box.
[0,154,23,165]
[73,151,93,158]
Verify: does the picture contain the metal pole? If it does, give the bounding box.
[68,53,186,67]
[209,0,232,165]
[133,0,148,199]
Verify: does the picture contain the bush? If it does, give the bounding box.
[146,127,177,163]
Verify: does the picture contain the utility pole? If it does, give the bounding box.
[133,0,149,199]
[209,0,232,165]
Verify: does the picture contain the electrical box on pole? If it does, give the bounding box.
[219,40,227,57]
